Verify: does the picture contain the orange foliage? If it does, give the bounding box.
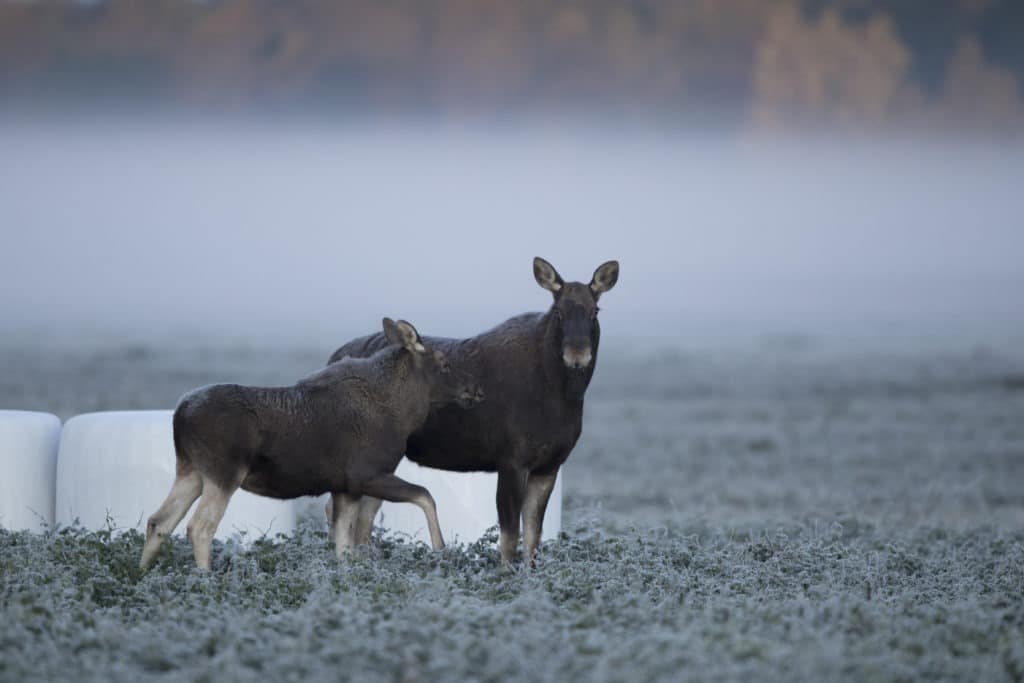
[0,0,1020,133]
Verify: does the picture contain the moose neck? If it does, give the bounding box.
[540,309,597,403]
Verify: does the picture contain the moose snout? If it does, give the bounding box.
[562,345,592,370]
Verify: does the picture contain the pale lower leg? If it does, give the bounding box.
[414,495,444,550]
[499,528,519,565]
[355,497,383,545]
[522,471,558,565]
[496,468,528,565]
[140,469,202,569]
[187,479,236,570]
[325,497,334,535]
[331,492,361,559]
[361,474,445,550]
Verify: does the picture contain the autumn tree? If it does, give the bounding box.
[751,2,918,132]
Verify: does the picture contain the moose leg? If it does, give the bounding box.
[496,468,529,565]
[355,497,384,545]
[186,477,238,570]
[522,469,558,565]
[326,495,382,545]
[140,464,203,569]
[360,474,445,550]
[330,492,361,559]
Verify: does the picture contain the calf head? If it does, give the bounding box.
[382,318,484,409]
[533,256,619,397]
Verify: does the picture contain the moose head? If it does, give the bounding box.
[533,257,619,398]
[382,317,484,409]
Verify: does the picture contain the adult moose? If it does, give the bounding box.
[140,318,482,570]
[328,258,619,564]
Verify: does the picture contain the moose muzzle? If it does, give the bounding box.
[562,345,593,370]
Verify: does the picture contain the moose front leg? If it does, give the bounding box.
[330,492,361,559]
[496,467,529,565]
[355,497,383,545]
[360,473,445,550]
[522,469,558,565]
[328,495,383,545]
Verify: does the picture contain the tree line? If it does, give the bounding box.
[1,0,1020,134]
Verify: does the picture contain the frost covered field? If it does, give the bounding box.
[2,337,1024,682]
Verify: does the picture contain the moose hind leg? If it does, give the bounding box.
[355,497,383,545]
[522,470,558,566]
[186,477,238,570]
[496,468,529,565]
[140,466,203,569]
[331,492,361,559]
[360,474,445,550]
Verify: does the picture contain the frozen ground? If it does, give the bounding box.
[2,337,1024,681]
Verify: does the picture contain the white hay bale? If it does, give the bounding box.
[376,460,563,546]
[0,410,61,532]
[55,410,296,541]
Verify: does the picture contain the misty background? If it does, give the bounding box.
[2,1,1023,352]
[2,121,1022,351]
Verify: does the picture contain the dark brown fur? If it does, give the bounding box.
[140,318,482,569]
[327,258,619,563]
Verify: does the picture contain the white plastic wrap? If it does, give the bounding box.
[55,411,296,541]
[0,410,61,532]
[376,459,562,546]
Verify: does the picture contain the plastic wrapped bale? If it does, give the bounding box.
[376,459,562,546]
[0,410,62,532]
[55,411,297,541]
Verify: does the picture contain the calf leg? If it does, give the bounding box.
[496,468,529,565]
[186,477,238,570]
[330,492,361,559]
[140,464,203,569]
[360,474,444,550]
[355,497,383,545]
[326,495,381,545]
[522,470,558,565]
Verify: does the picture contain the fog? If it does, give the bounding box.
[2,118,1022,349]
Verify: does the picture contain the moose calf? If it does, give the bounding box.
[139,318,482,570]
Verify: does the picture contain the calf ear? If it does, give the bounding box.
[533,256,564,294]
[383,318,426,353]
[589,260,619,298]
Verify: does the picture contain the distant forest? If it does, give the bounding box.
[2,0,1021,133]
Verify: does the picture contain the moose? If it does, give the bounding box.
[140,318,483,570]
[327,257,619,564]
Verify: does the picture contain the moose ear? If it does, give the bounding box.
[391,319,426,353]
[382,318,403,346]
[589,260,619,299]
[533,257,564,294]
[383,318,426,352]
